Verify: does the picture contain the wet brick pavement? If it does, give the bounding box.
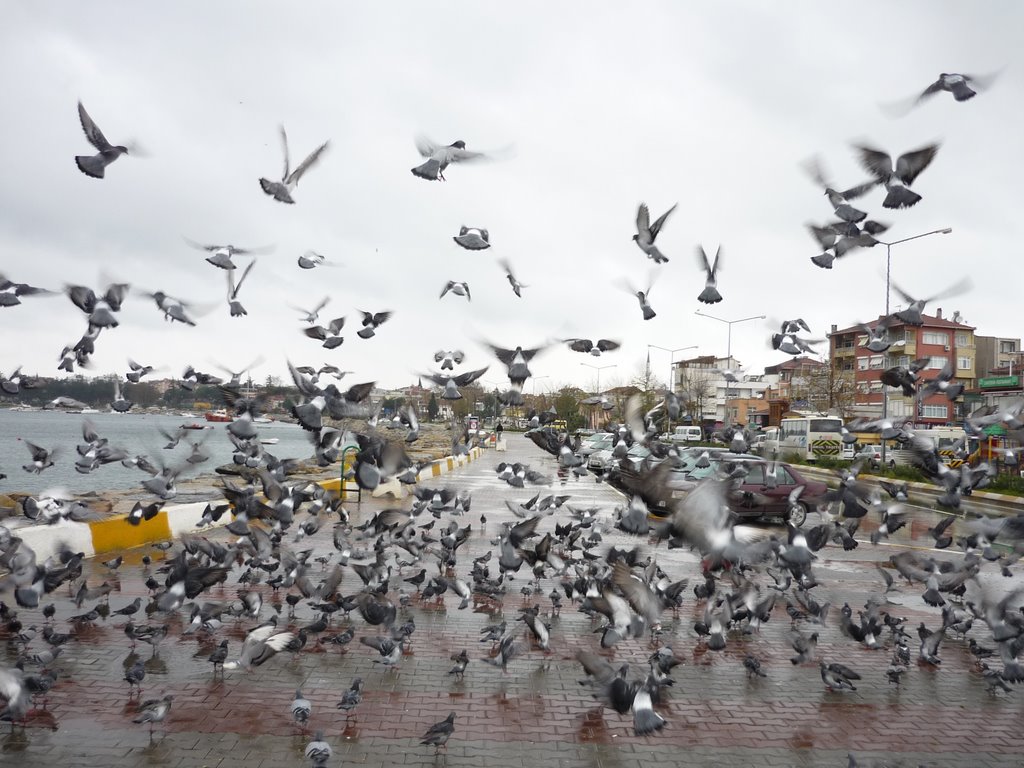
[3,433,1024,767]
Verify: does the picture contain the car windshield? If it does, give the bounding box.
[626,445,650,458]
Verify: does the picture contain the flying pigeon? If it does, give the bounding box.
[226,259,256,317]
[696,246,723,304]
[803,156,874,223]
[563,338,621,356]
[854,143,940,209]
[356,310,392,339]
[259,125,329,204]
[297,250,337,269]
[453,226,490,250]
[498,258,527,297]
[423,366,489,400]
[620,276,657,321]
[293,297,331,324]
[302,316,346,349]
[440,281,471,301]
[184,239,271,270]
[146,291,197,326]
[889,277,970,326]
[75,101,129,179]
[633,202,677,264]
[411,137,489,181]
[433,349,465,370]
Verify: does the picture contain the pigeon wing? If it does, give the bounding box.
[894,144,939,186]
[635,203,651,236]
[288,141,329,185]
[854,145,895,182]
[648,203,677,240]
[78,102,113,151]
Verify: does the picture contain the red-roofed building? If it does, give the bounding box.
[828,309,975,425]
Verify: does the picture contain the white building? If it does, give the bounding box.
[672,355,780,425]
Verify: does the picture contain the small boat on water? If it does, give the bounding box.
[181,423,208,430]
[179,411,196,418]
[205,409,231,423]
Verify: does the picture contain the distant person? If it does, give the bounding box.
[495,421,503,440]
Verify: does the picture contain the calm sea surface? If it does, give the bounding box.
[0,409,314,496]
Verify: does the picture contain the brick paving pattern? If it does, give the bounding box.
[3,432,1024,767]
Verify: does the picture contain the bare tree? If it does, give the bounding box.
[799,361,856,418]
[631,359,664,415]
[677,366,716,422]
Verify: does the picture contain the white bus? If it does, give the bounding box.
[777,416,850,462]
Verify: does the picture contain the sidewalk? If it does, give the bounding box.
[2,433,1023,767]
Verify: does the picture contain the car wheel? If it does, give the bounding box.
[787,502,808,528]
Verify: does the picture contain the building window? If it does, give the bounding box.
[922,332,949,346]
[928,356,948,369]
[857,357,868,371]
[868,355,884,369]
[921,404,948,419]
[955,333,970,347]
[869,381,883,392]
[999,340,1018,354]
[958,357,971,370]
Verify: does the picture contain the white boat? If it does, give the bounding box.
[254,416,274,424]
[180,411,196,418]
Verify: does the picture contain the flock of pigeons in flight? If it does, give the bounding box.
[0,69,1017,767]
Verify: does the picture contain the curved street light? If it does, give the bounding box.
[693,311,766,363]
[877,227,953,464]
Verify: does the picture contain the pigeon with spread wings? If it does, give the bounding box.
[75,101,130,179]
[259,125,329,204]
[633,202,677,264]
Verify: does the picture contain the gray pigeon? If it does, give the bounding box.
[453,226,490,250]
[259,126,329,204]
[75,101,129,179]
[184,239,271,270]
[498,258,527,297]
[889,277,970,326]
[633,202,677,263]
[918,72,992,103]
[440,281,471,301]
[854,143,940,209]
[696,246,723,304]
[411,137,488,181]
[226,260,256,317]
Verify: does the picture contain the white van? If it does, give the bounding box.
[669,426,703,444]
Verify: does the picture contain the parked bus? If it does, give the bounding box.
[777,416,850,461]
[882,426,978,468]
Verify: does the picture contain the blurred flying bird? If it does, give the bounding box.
[633,202,677,263]
[74,101,129,179]
[259,125,329,204]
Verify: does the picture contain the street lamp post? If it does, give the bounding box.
[877,227,953,465]
[693,311,766,364]
[580,362,616,394]
[648,344,698,431]
[581,363,616,430]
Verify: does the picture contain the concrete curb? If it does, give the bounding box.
[14,448,484,562]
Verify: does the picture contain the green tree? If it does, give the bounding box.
[427,392,440,421]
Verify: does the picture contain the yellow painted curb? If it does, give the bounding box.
[89,511,172,555]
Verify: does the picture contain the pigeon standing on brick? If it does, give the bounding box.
[420,712,456,753]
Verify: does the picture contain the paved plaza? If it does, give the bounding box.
[3,433,1024,767]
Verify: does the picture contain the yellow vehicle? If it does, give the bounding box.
[551,419,568,433]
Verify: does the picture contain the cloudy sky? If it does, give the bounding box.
[1,2,1020,399]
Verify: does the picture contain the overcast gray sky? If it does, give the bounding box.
[1,1,1020,398]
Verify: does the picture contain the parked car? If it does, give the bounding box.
[665,425,703,444]
[853,445,882,469]
[661,458,826,526]
[578,432,614,459]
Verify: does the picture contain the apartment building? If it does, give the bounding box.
[829,309,975,425]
